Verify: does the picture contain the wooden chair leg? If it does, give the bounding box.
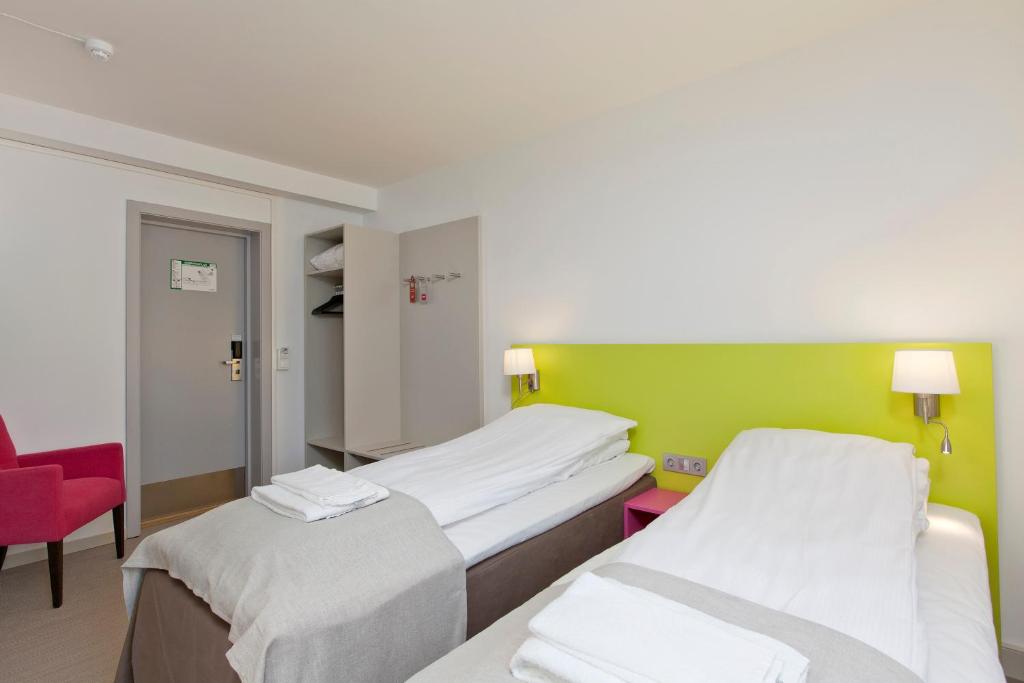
[113,504,125,559]
[0,545,7,572]
[46,540,63,608]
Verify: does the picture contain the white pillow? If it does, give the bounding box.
[913,458,931,535]
[309,243,345,271]
[498,404,636,476]
[356,402,638,526]
[574,436,630,473]
[510,403,636,444]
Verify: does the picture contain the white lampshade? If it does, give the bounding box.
[503,348,536,376]
[892,350,960,395]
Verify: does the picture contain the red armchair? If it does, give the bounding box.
[0,415,126,607]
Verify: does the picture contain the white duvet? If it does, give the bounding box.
[620,428,927,678]
[358,404,635,527]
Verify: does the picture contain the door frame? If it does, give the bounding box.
[126,201,272,537]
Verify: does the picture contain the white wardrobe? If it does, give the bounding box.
[303,219,481,470]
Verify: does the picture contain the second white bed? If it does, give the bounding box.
[554,502,1003,683]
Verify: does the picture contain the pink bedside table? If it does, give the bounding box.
[623,488,688,539]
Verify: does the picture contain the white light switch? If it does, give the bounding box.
[276,347,290,371]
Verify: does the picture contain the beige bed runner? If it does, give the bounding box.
[122,491,466,683]
[410,562,922,683]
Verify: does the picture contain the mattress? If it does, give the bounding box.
[555,502,1002,683]
[916,503,1004,683]
[444,453,654,566]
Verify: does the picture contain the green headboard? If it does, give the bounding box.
[513,342,999,629]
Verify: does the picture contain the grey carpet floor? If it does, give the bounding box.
[0,525,170,683]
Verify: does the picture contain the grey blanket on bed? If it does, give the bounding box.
[122,491,466,683]
[410,562,922,682]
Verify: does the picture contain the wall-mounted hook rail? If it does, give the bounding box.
[399,272,462,285]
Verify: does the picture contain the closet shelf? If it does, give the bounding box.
[306,267,345,280]
[306,435,346,453]
[346,440,424,462]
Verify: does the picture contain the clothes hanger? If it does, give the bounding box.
[312,285,344,316]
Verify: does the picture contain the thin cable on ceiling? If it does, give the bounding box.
[0,11,86,43]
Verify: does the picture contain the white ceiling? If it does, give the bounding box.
[0,1,917,187]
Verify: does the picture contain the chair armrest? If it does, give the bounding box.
[18,442,125,487]
[0,465,64,542]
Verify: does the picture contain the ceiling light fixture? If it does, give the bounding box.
[1,11,114,63]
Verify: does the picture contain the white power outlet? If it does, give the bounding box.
[662,453,708,477]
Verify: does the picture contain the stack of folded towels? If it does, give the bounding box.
[510,572,809,683]
[252,464,389,522]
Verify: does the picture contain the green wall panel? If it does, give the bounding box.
[513,342,999,630]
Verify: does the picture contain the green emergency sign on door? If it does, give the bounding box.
[170,259,218,292]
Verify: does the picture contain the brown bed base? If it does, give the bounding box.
[115,474,655,682]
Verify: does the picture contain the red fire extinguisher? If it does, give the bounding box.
[408,276,417,303]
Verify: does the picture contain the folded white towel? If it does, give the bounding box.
[272,465,384,508]
[251,483,388,523]
[512,638,623,683]
[510,572,809,683]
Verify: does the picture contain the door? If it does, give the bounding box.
[140,222,248,523]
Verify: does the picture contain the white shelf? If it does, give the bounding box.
[346,440,423,461]
[306,435,346,453]
[308,224,345,242]
[306,266,344,280]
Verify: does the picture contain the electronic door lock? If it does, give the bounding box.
[223,359,242,381]
[225,336,243,381]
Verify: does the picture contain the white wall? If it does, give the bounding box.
[0,141,260,557]
[0,93,377,210]
[368,0,1024,649]
[0,141,355,562]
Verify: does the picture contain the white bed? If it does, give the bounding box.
[403,428,1003,683]
[553,502,1003,683]
[445,452,654,565]
[916,503,1004,683]
[118,405,660,683]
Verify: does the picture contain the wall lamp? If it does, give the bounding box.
[504,348,539,404]
[891,349,960,455]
